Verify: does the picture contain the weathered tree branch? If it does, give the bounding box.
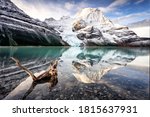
[10,57,58,82]
[8,57,58,99]
[10,57,37,81]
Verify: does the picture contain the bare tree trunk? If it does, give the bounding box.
[10,57,37,81]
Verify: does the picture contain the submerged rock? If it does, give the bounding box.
[0,0,68,46]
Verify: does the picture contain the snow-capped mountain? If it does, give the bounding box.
[45,17,56,23]
[75,8,113,26]
[45,8,149,46]
[76,8,150,46]
[72,8,149,46]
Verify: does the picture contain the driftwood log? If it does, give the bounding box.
[10,57,58,87]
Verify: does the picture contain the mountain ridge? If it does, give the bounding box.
[0,0,68,46]
[127,19,150,28]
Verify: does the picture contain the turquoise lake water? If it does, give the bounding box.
[0,47,149,99]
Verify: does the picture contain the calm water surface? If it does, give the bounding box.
[0,47,149,99]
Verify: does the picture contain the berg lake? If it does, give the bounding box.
[0,47,149,100]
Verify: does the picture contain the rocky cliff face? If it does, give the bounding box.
[0,0,68,46]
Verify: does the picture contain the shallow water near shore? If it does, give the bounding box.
[0,46,149,100]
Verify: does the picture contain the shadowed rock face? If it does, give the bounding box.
[0,0,68,46]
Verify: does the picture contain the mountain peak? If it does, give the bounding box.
[75,8,113,26]
[60,16,71,20]
[78,8,101,13]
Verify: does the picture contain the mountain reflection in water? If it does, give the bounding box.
[0,47,149,100]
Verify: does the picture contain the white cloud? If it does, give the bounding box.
[112,11,150,25]
[114,11,123,15]
[99,0,129,13]
[65,1,89,12]
[65,2,75,10]
[11,0,71,21]
[11,0,89,21]
[76,2,89,11]
[135,0,144,4]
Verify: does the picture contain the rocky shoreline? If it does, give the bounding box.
[3,66,149,100]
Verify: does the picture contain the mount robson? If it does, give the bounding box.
[0,0,149,46]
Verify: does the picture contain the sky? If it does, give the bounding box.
[11,0,150,25]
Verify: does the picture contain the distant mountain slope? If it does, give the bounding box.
[128,19,150,28]
[128,19,150,38]
[0,0,68,46]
